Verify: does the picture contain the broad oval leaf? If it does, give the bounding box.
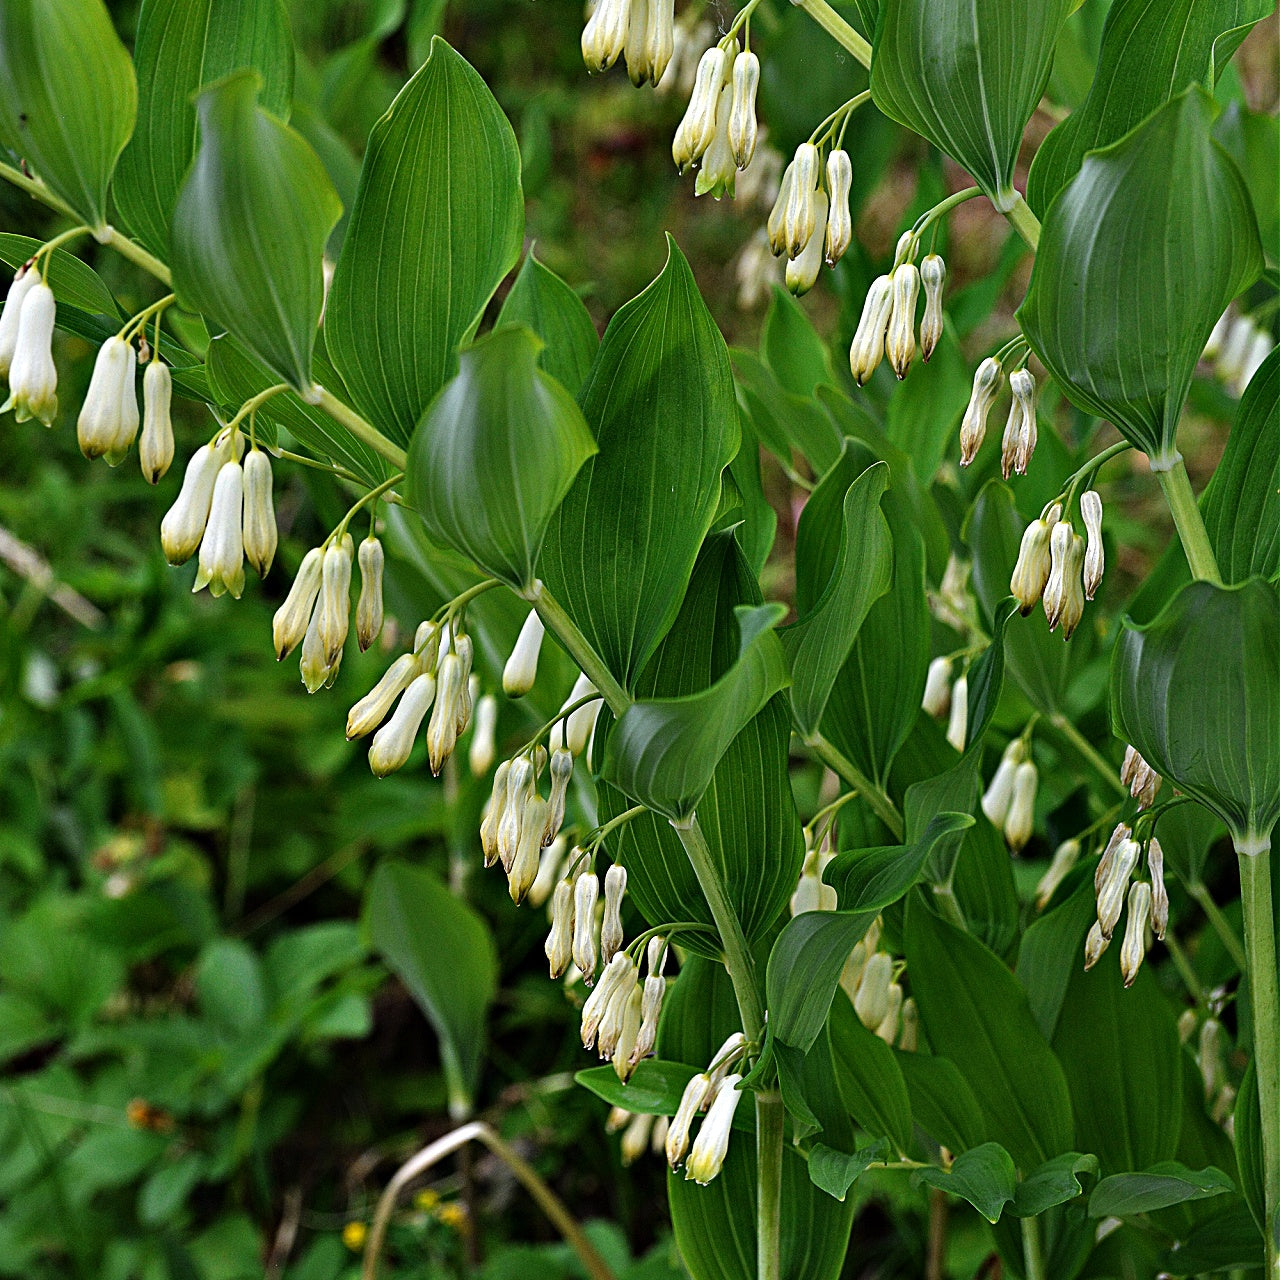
[915,1142,1018,1224]
[828,998,913,1157]
[325,38,523,446]
[171,71,340,392]
[540,237,741,689]
[1111,577,1280,854]
[496,252,598,396]
[1026,0,1272,214]
[364,860,497,1117]
[809,1137,890,1203]
[1088,1164,1236,1219]
[782,453,892,738]
[575,1059,698,1117]
[869,0,1071,211]
[895,1049,988,1156]
[1018,89,1263,465]
[602,603,788,822]
[112,0,293,260]
[0,234,117,316]
[406,326,596,591]
[0,0,136,229]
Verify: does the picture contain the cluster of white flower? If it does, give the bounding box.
[1010,490,1106,639]
[849,234,947,380]
[1203,308,1273,398]
[666,1032,748,1183]
[981,738,1039,852]
[840,919,917,1050]
[1084,820,1167,986]
[605,1105,670,1165]
[921,655,970,752]
[957,355,1039,477]
[1120,743,1162,809]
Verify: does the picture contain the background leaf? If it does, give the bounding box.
[325,38,523,446]
[828,998,913,1156]
[915,1143,1018,1223]
[112,0,294,259]
[171,70,340,391]
[1088,1164,1236,1218]
[0,234,117,316]
[0,0,136,228]
[496,252,598,395]
[1019,88,1263,463]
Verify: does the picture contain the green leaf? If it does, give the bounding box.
[603,604,787,822]
[904,896,1074,1170]
[782,454,892,737]
[1016,876,1097,1042]
[575,1060,698,1117]
[0,0,136,228]
[1157,1199,1265,1274]
[895,1049,989,1155]
[963,598,1019,750]
[496,252,598,395]
[884,327,972,484]
[809,1137,889,1202]
[364,860,497,1116]
[1111,577,1280,853]
[1214,101,1279,266]
[1201,346,1280,583]
[1088,1164,1236,1218]
[1235,1059,1265,1234]
[0,234,116,316]
[828,997,913,1156]
[732,349,844,476]
[406,326,596,591]
[1051,944,1184,1176]
[1012,1152,1099,1217]
[598,534,803,950]
[760,286,833,398]
[1019,89,1263,464]
[1026,0,1271,214]
[869,0,1071,211]
[916,1142,1018,1223]
[822,812,974,913]
[195,939,266,1036]
[325,38,523,446]
[171,70,340,391]
[112,0,294,259]
[541,238,740,688]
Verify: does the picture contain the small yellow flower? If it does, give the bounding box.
[342,1221,367,1251]
[436,1202,467,1231]
[413,1188,440,1212]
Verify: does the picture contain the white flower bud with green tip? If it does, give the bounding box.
[921,655,952,718]
[498,756,535,872]
[545,879,576,978]
[782,143,820,260]
[612,983,644,1080]
[672,44,729,171]
[960,357,1002,466]
[529,834,567,909]
[875,981,903,1044]
[666,1072,714,1168]
[354,535,384,650]
[582,951,633,1048]
[642,0,675,86]
[426,650,464,775]
[1147,838,1168,939]
[503,608,546,698]
[480,760,512,867]
[560,673,601,757]
[685,1074,744,1184]
[581,0,630,73]
[468,693,498,777]
[347,653,421,741]
[620,1111,652,1165]
[848,274,894,385]
[766,161,796,256]
[1080,489,1104,600]
[1009,368,1038,475]
[624,0,654,86]
[1009,506,1059,614]
[854,951,893,1029]
[633,971,666,1063]
[77,336,137,462]
[601,863,628,964]
[695,85,736,200]
[1003,760,1038,852]
[1096,837,1140,939]
[1035,838,1081,910]
[885,262,920,380]
[919,253,946,362]
[2,280,58,425]
[573,869,601,981]
[139,360,174,484]
[415,618,443,670]
[944,673,968,751]
[273,547,325,659]
[367,672,436,777]
[240,449,277,578]
[299,596,331,693]
[727,51,759,170]
[1120,881,1152,987]
[453,633,475,734]
[544,747,574,845]
[981,737,1026,826]
[317,536,353,666]
[785,189,828,296]
[1095,823,1132,894]
[0,265,38,378]
[1083,919,1109,970]
[1044,525,1086,639]
[824,149,852,266]
[898,997,919,1052]
[508,794,549,903]
[193,460,245,599]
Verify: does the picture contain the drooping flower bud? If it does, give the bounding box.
[707,1032,747,1086]
[785,190,828,296]
[498,756,535,872]
[480,761,512,867]
[634,971,666,1063]
[727,50,760,170]
[347,653,422,740]
[1083,919,1109,970]
[509,794,549,903]
[672,44,729,171]
[139,360,174,484]
[1043,523,1086,639]
[853,952,893,1029]
[317,536,354,665]
[981,738,1026,826]
[414,619,443,671]
[367,673,436,777]
[898,997,919,1052]
[919,253,946,362]
[666,1072,714,1168]
[790,848,837,915]
[587,953,637,1053]
[0,266,38,378]
[426,651,465,775]
[2,280,58,425]
[469,693,498,777]
[1123,747,1162,808]
[573,870,601,981]
[695,85,737,200]
[612,983,644,1080]
[1004,760,1038,852]
[1177,1008,1198,1044]
[1216,315,1255,386]
[273,548,325,659]
[641,0,676,87]
[1199,1019,1221,1099]
[560,673,601,757]
[601,863,628,963]
[1120,881,1152,987]
[1080,489,1104,600]
[1202,311,1230,361]
[1009,508,1059,614]
[766,161,796,257]
[77,336,138,462]
[885,262,920,380]
[581,0,630,73]
[685,1075,744,1184]
[529,834,567,908]
[944,673,968,751]
[504,608,546,698]
[1003,369,1037,476]
[1035,838,1081,910]
[193,461,246,598]
[848,275,894,385]
[546,879,576,978]
[875,982,903,1044]
[1147,838,1168,939]
[959,357,1002,466]
[241,449,277,577]
[544,747,574,845]
[824,150,853,267]
[1095,823,1132,893]
[782,143,821,260]
[354,535,384,650]
[1096,837,1140,938]
[299,596,334,693]
[921,655,952,718]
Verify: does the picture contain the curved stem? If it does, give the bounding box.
[529,582,631,718]
[804,732,904,841]
[361,1121,615,1280]
[312,386,408,471]
[1187,880,1248,972]
[1004,195,1041,251]
[792,0,872,67]
[1156,457,1222,585]
[1047,713,1126,798]
[1238,846,1280,1277]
